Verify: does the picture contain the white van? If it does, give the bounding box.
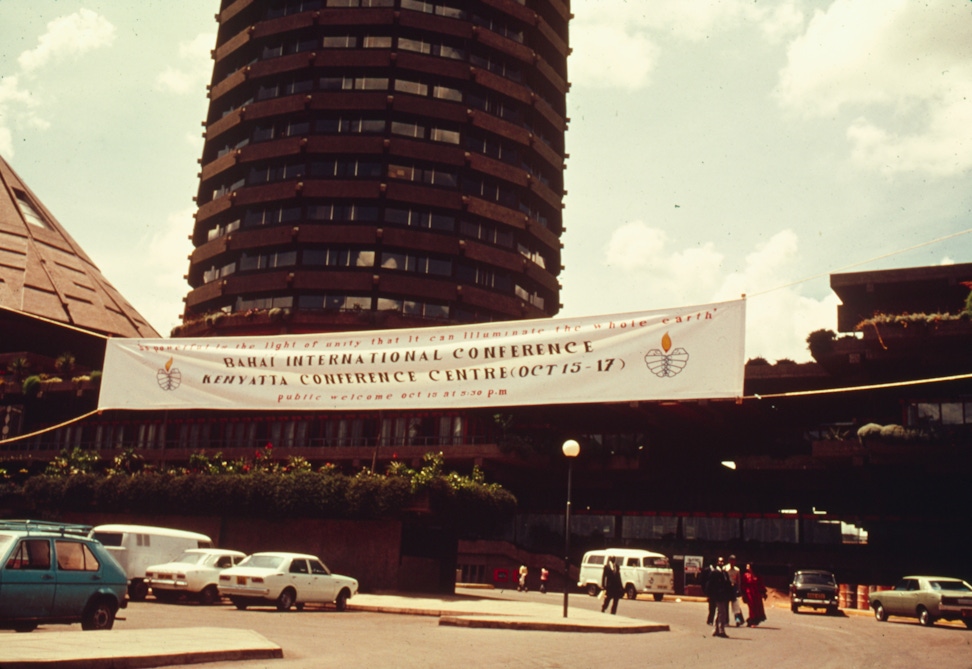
[89,524,213,601]
[577,548,675,601]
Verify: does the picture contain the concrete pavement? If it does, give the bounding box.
[351,588,671,633]
[0,589,668,668]
[0,627,283,669]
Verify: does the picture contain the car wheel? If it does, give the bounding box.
[336,589,349,612]
[586,584,599,597]
[826,605,838,616]
[231,597,248,610]
[198,585,220,605]
[963,619,972,630]
[917,606,935,627]
[873,602,887,622]
[791,602,799,613]
[652,593,664,602]
[129,579,149,602]
[295,602,305,611]
[14,624,38,633]
[276,588,296,612]
[625,584,637,600]
[81,598,116,631]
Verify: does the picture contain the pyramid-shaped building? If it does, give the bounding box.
[0,155,158,366]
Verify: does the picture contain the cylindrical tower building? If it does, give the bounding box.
[175,0,570,337]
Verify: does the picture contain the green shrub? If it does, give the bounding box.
[19,450,516,526]
[21,375,43,397]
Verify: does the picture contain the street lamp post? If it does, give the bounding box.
[562,439,580,618]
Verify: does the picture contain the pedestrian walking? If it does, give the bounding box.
[726,555,744,626]
[539,567,549,594]
[517,564,528,592]
[741,562,768,627]
[600,556,624,614]
[708,556,735,637]
[701,558,722,625]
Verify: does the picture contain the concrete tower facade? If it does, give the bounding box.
[176,0,570,337]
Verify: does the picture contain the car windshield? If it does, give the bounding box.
[929,580,972,592]
[172,551,208,565]
[799,573,836,586]
[240,555,285,569]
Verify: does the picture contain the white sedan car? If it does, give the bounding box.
[218,552,358,612]
[145,548,247,604]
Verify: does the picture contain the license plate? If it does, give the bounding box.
[236,576,247,585]
[808,593,825,600]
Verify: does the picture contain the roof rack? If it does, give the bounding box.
[0,519,93,537]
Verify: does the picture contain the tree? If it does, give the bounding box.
[54,352,76,376]
[7,357,29,382]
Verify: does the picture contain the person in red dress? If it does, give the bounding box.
[741,563,768,627]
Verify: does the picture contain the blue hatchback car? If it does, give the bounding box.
[0,520,128,632]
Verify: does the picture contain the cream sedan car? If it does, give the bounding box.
[145,548,246,604]
[870,576,972,628]
[218,552,358,612]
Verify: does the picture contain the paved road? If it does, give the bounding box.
[13,589,971,669]
[135,589,972,669]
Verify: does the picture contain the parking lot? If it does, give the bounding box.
[6,588,970,669]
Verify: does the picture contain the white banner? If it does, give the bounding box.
[98,299,745,411]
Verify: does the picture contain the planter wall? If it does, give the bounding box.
[60,511,404,592]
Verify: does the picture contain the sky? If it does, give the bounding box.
[1,0,971,363]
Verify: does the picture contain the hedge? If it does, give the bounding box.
[18,457,516,529]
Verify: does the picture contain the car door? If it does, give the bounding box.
[0,538,55,619]
[622,557,641,592]
[287,558,313,599]
[52,540,104,618]
[887,578,918,616]
[310,559,337,602]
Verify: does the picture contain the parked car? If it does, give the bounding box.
[789,569,839,614]
[145,548,246,604]
[577,548,675,601]
[89,524,214,601]
[218,551,358,612]
[870,576,972,628]
[0,519,128,632]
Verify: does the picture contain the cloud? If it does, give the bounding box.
[602,220,725,307]
[777,0,972,175]
[0,127,12,157]
[0,75,38,158]
[0,75,31,107]
[570,0,804,89]
[744,287,839,363]
[98,207,195,336]
[17,9,115,72]
[569,24,660,90]
[604,221,669,271]
[142,207,196,332]
[2,10,114,155]
[156,33,215,95]
[755,3,805,44]
[603,224,836,361]
[846,101,972,176]
[713,230,839,362]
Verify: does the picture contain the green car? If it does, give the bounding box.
[0,520,128,632]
